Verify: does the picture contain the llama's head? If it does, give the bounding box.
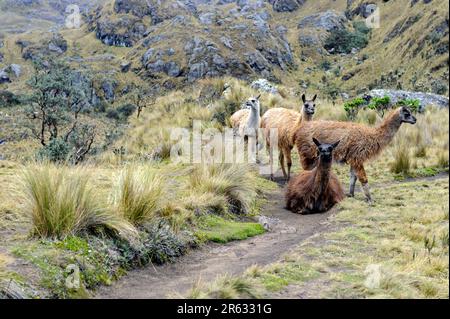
[301,94,317,117]
[398,107,417,124]
[244,94,261,112]
[313,138,340,163]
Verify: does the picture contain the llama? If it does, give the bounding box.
[261,94,317,181]
[286,138,344,214]
[294,106,417,203]
[230,95,261,140]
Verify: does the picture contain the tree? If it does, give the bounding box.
[25,59,96,163]
[129,84,153,118]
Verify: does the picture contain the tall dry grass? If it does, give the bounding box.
[113,165,166,225]
[18,164,137,240]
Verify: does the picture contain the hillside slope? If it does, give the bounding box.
[0,0,448,99]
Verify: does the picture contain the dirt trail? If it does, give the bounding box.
[94,172,448,299]
[95,179,335,299]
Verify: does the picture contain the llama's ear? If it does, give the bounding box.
[301,94,306,103]
[256,94,261,100]
[312,138,321,147]
[332,140,340,149]
[312,94,317,102]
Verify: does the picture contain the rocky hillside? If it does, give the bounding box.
[0,0,448,99]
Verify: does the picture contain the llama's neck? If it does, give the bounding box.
[314,158,332,195]
[373,110,403,149]
[247,106,260,129]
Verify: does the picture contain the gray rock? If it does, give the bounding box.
[298,34,320,47]
[101,80,117,102]
[0,70,10,84]
[0,53,3,63]
[199,12,215,25]
[120,61,131,73]
[8,64,21,78]
[0,40,3,48]
[272,0,305,12]
[251,79,278,94]
[298,10,347,32]
[369,89,449,110]
[220,36,233,50]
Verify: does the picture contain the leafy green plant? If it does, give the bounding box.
[344,97,365,120]
[324,28,369,54]
[398,98,421,113]
[368,96,391,117]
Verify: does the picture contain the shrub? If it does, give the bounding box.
[117,104,136,119]
[0,90,20,108]
[398,98,421,113]
[324,28,369,54]
[18,165,137,240]
[368,96,391,117]
[114,165,166,225]
[106,109,120,120]
[139,221,187,264]
[344,97,365,120]
[36,138,70,163]
[320,60,332,71]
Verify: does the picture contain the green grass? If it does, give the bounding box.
[195,215,265,244]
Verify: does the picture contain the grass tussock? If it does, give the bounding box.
[113,165,166,225]
[188,164,259,214]
[18,164,137,240]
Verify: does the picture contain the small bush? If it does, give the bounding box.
[368,96,391,117]
[18,165,136,240]
[0,90,20,108]
[324,28,369,54]
[398,98,421,113]
[117,104,136,119]
[114,165,166,225]
[36,138,70,163]
[106,109,120,120]
[344,97,366,120]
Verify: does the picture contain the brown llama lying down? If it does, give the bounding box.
[261,94,317,181]
[294,107,417,203]
[286,138,344,214]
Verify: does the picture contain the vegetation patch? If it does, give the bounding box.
[195,215,264,244]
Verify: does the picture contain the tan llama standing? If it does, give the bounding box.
[230,95,261,140]
[261,94,317,181]
[286,138,344,214]
[295,106,417,203]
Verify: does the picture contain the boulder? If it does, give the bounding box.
[8,64,22,78]
[368,89,449,110]
[120,61,131,72]
[272,0,305,12]
[251,79,278,94]
[298,10,347,32]
[0,70,10,84]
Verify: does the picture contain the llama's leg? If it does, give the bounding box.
[348,167,357,197]
[268,142,274,181]
[354,164,373,204]
[285,149,293,180]
[279,151,287,179]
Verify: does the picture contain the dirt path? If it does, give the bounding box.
[95,179,336,299]
[94,172,448,299]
